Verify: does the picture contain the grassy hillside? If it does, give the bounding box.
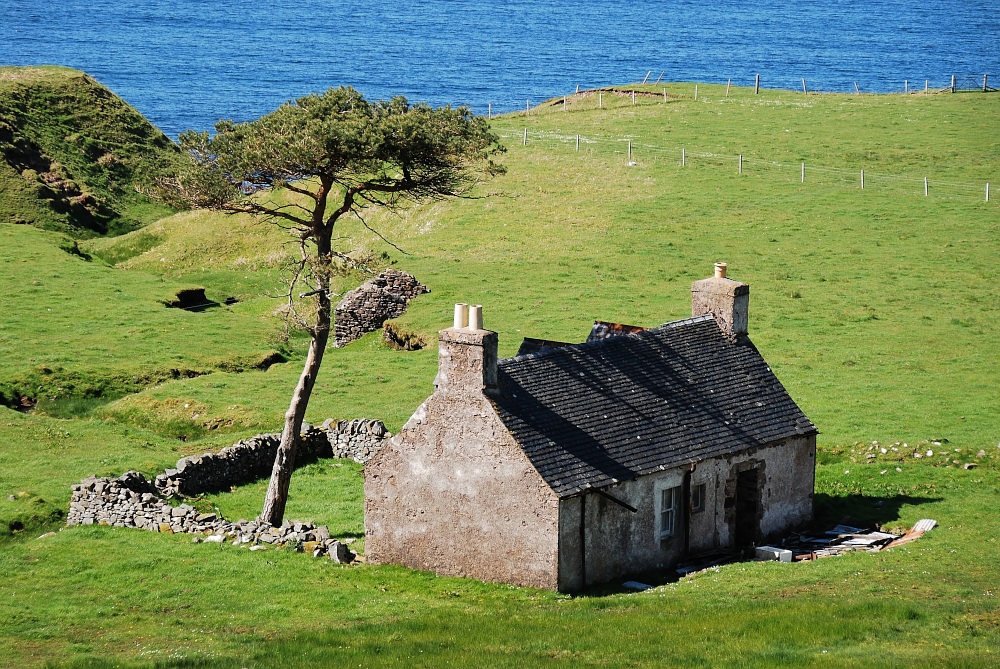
[0,82,998,667]
[0,66,179,236]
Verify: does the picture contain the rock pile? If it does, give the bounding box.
[67,472,354,561]
[334,269,429,347]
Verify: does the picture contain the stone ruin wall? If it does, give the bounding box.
[334,269,429,347]
[66,418,391,558]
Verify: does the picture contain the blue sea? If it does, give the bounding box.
[4,0,998,138]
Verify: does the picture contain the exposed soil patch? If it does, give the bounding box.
[13,395,35,412]
[163,288,220,312]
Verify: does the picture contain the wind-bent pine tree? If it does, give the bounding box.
[169,87,504,525]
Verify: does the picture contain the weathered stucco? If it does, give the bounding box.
[557,435,815,590]
[365,327,561,589]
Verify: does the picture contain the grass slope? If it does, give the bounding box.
[0,82,998,667]
[0,66,179,236]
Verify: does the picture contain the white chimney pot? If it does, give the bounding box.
[453,303,469,329]
[468,304,483,330]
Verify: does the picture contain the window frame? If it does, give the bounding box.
[691,482,706,514]
[656,483,682,540]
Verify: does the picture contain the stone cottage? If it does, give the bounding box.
[364,264,817,591]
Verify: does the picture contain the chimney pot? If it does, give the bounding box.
[453,303,469,329]
[468,305,483,330]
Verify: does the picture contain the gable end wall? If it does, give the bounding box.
[364,392,560,590]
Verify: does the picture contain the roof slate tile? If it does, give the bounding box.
[494,315,816,497]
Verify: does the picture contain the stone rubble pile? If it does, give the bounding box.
[334,269,429,347]
[67,471,355,561]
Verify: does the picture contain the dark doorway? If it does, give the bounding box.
[734,469,760,548]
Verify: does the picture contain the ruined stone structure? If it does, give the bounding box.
[67,472,353,561]
[365,268,818,591]
[334,269,429,347]
[154,421,390,497]
[67,418,391,558]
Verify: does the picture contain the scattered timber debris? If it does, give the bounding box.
[783,518,936,560]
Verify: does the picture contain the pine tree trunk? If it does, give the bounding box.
[259,290,332,526]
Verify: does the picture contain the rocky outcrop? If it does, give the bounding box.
[334,269,429,347]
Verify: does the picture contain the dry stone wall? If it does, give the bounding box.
[66,418,392,557]
[155,421,391,497]
[67,472,353,561]
[334,269,429,347]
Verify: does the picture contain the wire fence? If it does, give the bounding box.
[494,128,994,204]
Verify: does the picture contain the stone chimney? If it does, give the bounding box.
[691,262,749,341]
[434,303,499,397]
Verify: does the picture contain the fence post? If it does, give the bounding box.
[951,75,955,93]
[682,148,686,167]
[985,74,989,92]
[755,74,760,95]
[727,78,731,97]
[987,183,991,202]
[739,154,743,174]
[523,128,527,146]
[576,84,580,93]
[925,79,928,93]
[576,135,580,152]
[694,84,698,100]
[861,169,865,189]
[655,71,664,84]
[802,78,807,94]
[599,91,603,109]
[526,99,530,113]
[627,140,632,162]
[632,90,636,105]
[924,177,928,196]
[488,103,492,119]
[563,97,567,111]
[801,162,805,183]
[854,82,861,95]
[642,71,651,85]
[663,88,667,103]
[905,80,908,94]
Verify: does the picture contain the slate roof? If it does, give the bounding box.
[493,315,816,497]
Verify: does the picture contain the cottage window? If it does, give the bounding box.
[659,485,681,538]
[691,483,706,513]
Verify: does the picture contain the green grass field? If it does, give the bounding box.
[0,79,998,667]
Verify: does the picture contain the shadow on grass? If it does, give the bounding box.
[813,492,942,528]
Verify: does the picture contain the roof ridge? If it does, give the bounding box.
[502,313,720,364]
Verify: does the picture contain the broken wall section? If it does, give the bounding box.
[334,269,429,347]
